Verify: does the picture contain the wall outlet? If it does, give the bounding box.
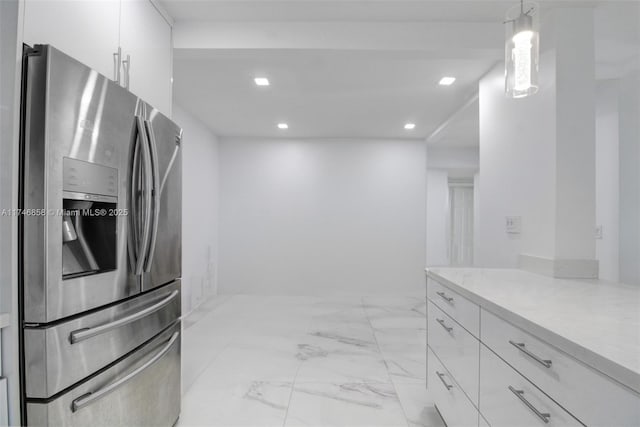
[506,216,522,234]
[595,225,603,240]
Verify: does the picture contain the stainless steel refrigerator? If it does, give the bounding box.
[19,45,182,426]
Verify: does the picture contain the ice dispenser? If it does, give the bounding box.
[62,157,118,278]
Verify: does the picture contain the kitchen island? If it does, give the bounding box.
[425,267,640,427]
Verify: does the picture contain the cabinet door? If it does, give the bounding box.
[120,0,172,115]
[23,0,120,79]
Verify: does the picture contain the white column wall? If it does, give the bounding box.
[477,8,598,276]
[553,8,596,260]
[595,80,620,282]
[477,53,557,267]
[618,74,640,285]
[173,105,220,315]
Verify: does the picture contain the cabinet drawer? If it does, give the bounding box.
[481,309,640,427]
[479,344,582,427]
[428,347,479,427]
[428,300,479,405]
[427,278,479,337]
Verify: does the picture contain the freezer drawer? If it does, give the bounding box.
[26,322,181,426]
[24,280,180,398]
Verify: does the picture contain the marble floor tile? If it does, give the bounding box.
[182,327,234,393]
[178,381,293,427]
[192,343,302,387]
[383,351,426,384]
[393,383,445,427]
[368,313,426,330]
[180,294,443,427]
[285,382,408,427]
[374,328,427,354]
[295,350,390,383]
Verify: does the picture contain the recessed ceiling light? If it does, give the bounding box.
[439,77,456,86]
[404,123,416,130]
[254,77,270,86]
[277,123,288,129]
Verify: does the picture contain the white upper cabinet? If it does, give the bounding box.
[23,0,121,80]
[22,0,172,116]
[119,0,172,115]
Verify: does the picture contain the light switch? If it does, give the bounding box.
[505,216,522,234]
[595,225,603,240]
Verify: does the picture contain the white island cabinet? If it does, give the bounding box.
[22,0,172,115]
[426,268,640,427]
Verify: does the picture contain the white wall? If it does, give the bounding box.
[173,105,219,314]
[477,56,557,267]
[595,80,620,282]
[426,170,449,266]
[217,138,426,295]
[426,147,479,172]
[618,74,640,285]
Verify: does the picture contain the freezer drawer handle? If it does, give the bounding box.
[436,318,453,333]
[436,371,454,390]
[436,291,454,303]
[508,386,551,424]
[509,340,552,368]
[71,331,179,413]
[69,290,179,344]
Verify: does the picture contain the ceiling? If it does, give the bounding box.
[173,49,493,142]
[162,0,518,23]
[164,0,640,143]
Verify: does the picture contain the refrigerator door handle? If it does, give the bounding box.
[143,119,161,272]
[71,331,180,413]
[128,115,153,276]
[68,290,179,344]
[136,115,153,275]
[127,119,142,272]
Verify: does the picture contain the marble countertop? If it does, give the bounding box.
[425,268,640,394]
[0,312,10,329]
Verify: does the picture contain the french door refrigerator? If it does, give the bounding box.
[19,45,182,426]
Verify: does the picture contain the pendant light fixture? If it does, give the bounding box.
[504,1,540,98]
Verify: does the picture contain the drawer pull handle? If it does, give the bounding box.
[71,331,179,412]
[436,291,454,303]
[436,318,453,332]
[508,386,551,424]
[69,290,179,344]
[509,341,552,368]
[436,371,454,390]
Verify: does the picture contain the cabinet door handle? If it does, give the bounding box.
[436,291,453,303]
[509,341,552,368]
[436,371,453,390]
[122,54,131,90]
[436,318,453,332]
[508,386,551,424]
[112,47,121,84]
